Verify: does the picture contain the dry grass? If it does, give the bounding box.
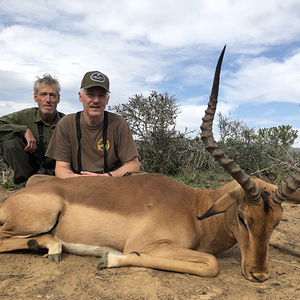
[0,158,14,184]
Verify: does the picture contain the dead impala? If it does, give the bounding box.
[1,46,300,282]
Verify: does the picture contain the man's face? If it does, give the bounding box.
[34,84,60,116]
[79,86,110,119]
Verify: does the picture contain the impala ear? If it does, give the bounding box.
[197,186,242,220]
[285,190,300,204]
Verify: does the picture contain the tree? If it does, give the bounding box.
[258,125,298,150]
[217,112,264,173]
[217,112,299,182]
[109,91,183,174]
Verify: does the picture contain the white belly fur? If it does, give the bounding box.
[55,237,122,257]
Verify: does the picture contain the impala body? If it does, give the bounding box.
[1,174,294,281]
[1,46,300,282]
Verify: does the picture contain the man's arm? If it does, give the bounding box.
[80,156,140,177]
[23,128,37,153]
[56,157,139,178]
[108,156,140,177]
[55,161,81,178]
[0,116,27,142]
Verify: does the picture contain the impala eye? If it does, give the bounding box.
[238,212,247,229]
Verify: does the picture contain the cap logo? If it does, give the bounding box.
[90,72,105,83]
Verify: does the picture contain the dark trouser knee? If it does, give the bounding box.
[0,137,39,184]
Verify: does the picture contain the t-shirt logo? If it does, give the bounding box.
[97,138,110,152]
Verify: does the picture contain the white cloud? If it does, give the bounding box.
[254,120,281,126]
[0,0,300,148]
[223,51,300,105]
[146,74,164,83]
[177,101,234,136]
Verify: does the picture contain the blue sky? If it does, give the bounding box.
[0,0,300,146]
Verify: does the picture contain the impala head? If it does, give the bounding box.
[199,46,300,282]
[232,180,283,281]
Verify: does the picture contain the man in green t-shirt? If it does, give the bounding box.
[0,74,64,185]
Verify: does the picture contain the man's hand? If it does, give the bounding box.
[24,128,37,153]
[80,171,111,177]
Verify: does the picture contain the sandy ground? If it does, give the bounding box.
[1,185,300,300]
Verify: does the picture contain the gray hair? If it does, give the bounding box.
[33,73,61,96]
[79,88,109,97]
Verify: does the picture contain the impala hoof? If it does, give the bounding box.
[97,252,109,270]
[48,253,61,264]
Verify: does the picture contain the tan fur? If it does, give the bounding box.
[1,174,296,281]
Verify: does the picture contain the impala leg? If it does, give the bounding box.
[97,243,219,277]
[0,234,62,264]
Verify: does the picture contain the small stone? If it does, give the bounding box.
[271,282,281,287]
[256,288,265,294]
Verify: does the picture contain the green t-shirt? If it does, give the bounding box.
[0,107,65,167]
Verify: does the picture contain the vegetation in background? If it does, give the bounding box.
[109,91,184,174]
[1,91,299,189]
[110,91,299,186]
[218,113,299,184]
[0,159,20,190]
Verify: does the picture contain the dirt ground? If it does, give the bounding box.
[0,185,300,300]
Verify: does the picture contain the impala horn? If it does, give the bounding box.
[269,172,300,205]
[200,46,261,206]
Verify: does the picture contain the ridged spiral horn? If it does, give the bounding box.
[269,172,300,205]
[200,46,262,205]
